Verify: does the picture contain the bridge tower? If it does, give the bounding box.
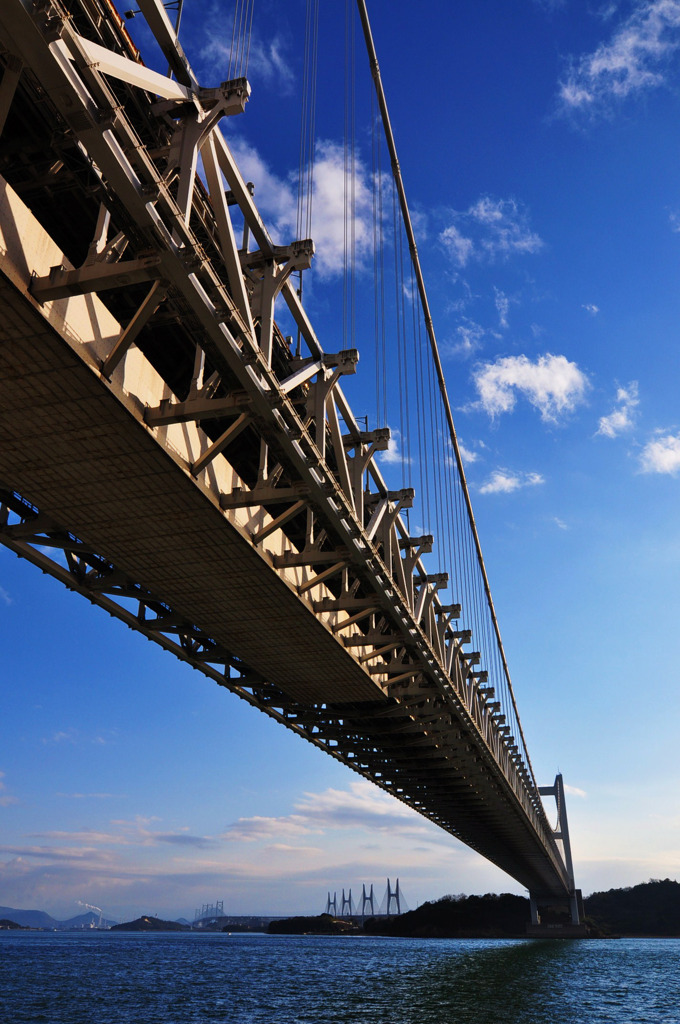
[325,892,338,916]
[386,878,402,917]
[529,775,585,933]
[358,883,375,919]
[340,888,353,917]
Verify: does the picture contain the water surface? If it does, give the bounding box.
[1,931,679,1023]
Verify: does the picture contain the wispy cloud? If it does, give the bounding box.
[0,586,11,606]
[56,792,126,800]
[558,0,680,116]
[43,729,79,746]
[582,303,600,316]
[155,833,217,849]
[440,224,474,266]
[226,138,374,278]
[198,25,294,93]
[472,353,589,422]
[447,318,487,357]
[494,288,511,329]
[639,431,680,473]
[564,784,587,798]
[440,196,543,268]
[42,728,114,747]
[553,516,569,530]
[224,781,432,845]
[32,817,215,850]
[479,469,544,495]
[596,381,639,437]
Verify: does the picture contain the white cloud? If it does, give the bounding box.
[582,303,600,315]
[0,586,11,606]
[223,781,430,845]
[639,432,680,473]
[669,209,680,232]
[479,469,545,495]
[472,353,589,422]
[440,224,475,267]
[448,318,487,357]
[558,0,680,115]
[226,138,374,279]
[378,429,410,466]
[440,196,542,267]
[553,516,569,530]
[458,442,479,465]
[597,381,639,437]
[564,784,587,798]
[222,814,319,844]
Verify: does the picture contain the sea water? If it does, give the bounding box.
[1,931,680,1023]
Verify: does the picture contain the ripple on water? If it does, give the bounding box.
[2,932,680,1024]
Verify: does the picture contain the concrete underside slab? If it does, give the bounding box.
[0,191,388,706]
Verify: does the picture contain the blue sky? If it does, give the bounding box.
[3,0,680,922]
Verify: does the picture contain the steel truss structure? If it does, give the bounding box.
[0,0,577,902]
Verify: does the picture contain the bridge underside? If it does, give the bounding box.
[0,240,565,896]
[0,0,574,902]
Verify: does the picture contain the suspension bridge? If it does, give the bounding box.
[0,0,581,925]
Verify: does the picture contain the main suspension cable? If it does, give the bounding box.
[355,0,538,788]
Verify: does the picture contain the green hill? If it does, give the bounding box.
[111,916,189,932]
[585,879,680,936]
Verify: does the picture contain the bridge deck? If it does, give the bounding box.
[0,215,383,706]
[0,0,575,902]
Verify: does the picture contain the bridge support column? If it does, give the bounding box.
[527,887,586,938]
[528,774,587,935]
[529,894,540,927]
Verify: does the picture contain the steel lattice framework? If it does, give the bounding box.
[0,0,577,904]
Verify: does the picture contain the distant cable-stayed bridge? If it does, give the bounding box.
[325,879,409,918]
[0,0,580,925]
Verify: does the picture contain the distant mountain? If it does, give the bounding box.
[0,906,115,929]
[0,906,61,929]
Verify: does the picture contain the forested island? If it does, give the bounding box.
[270,879,680,939]
[111,916,189,932]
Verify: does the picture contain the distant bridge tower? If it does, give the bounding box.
[340,888,353,917]
[325,891,338,916]
[194,900,224,925]
[358,883,375,919]
[386,878,402,917]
